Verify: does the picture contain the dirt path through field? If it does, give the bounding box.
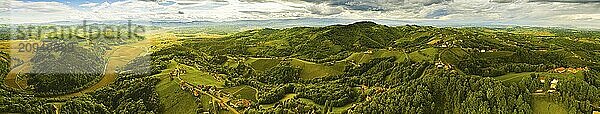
[5,63,29,90]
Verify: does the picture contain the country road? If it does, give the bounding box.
[177,73,240,114]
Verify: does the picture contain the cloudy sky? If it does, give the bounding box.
[0,0,599,28]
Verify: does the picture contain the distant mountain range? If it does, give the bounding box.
[7,18,599,31]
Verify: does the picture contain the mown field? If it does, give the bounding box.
[245,58,281,72]
[178,62,225,88]
[344,50,406,64]
[289,58,344,79]
[409,47,438,62]
[494,72,537,83]
[223,85,258,102]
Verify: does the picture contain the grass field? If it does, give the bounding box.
[290,58,343,79]
[155,61,200,114]
[449,48,468,57]
[259,93,297,109]
[345,50,406,64]
[345,53,371,64]
[222,59,239,68]
[542,72,585,80]
[245,58,281,72]
[478,51,514,58]
[420,48,438,57]
[409,52,431,62]
[223,85,258,102]
[494,72,536,83]
[408,47,438,62]
[440,48,468,64]
[178,62,225,88]
[532,96,567,114]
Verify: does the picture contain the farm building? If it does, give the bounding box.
[232,99,251,108]
[548,79,559,93]
[193,89,200,97]
[364,50,373,54]
[534,89,544,93]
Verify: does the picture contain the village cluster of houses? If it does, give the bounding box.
[435,61,453,70]
[551,67,588,74]
[359,85,386,102]
[169,67,186,80]
[427,38,464,48]
[534,77,560,94]
[462,47,498,53]
[171,66,252,111]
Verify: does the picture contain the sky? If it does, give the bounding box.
[0,0,599,28]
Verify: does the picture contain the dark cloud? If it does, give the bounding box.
[297,0,451,11]
[306,4,343,15]
[490,0,515,3]
[425,9,449,18]
[177,2,199,5]
[491,0,600,3]
[239,0,272,2]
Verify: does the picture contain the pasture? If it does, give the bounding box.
[245,58,281,72]
[178,63,225,88]
[223,85,258,102]
[155,68,200,114]
[289,58,343,79]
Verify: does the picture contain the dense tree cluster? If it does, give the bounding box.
[585,69,600,88]
[61,98,110,114]
[351,71,532,114]
[0,97,54,113]
[27,43,106,95]
[257,84,295,104]
[522,72,600,113]
[248,98,325,114]
[0,51,8,80]
[257,64,301,84]
[346,57,429,87]
[90,55,165,113]
[295,83,358,107]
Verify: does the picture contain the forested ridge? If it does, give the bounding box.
[184,22,600,113]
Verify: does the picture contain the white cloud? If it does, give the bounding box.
[0,0,87,24]
[0,0,599,29]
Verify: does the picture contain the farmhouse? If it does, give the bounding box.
[435,62,445,68]
[554,67,566,73]
[534,89,544,93]
[552,67,588,74]
[364,49,373,54]
[180,81,188,90]
[193,89,200,97]
[548,79,558,93]
[231,99,251,108]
